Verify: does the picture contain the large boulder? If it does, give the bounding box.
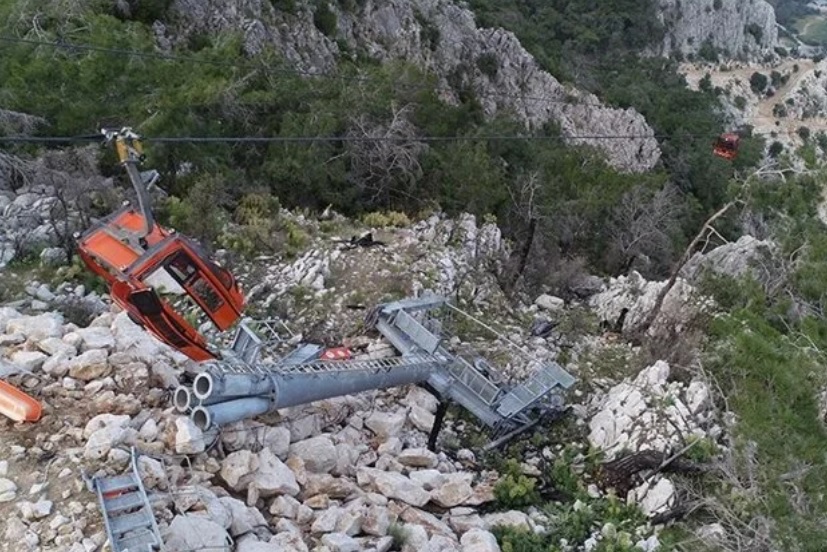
[289,435,337,474]
[250,448,300,497]
[6,313,63,340]
[460,529,500,552]
[358,468,430,507]
[164,515,232,552]
[67,349,110,381]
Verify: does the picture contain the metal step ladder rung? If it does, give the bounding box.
[98,473,139,495]
[103,491,144,514]
[109,509,154,535]
[116,530,160,552]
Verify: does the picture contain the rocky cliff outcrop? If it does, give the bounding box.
[656,0,778,59]
[165,0,660,172]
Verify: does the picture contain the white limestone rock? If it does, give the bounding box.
[403,386,439,413]
[6,312,63,340]
[174,417,206,454]
[361,468,430,507]
[221,450,259,491]
[430,476,474,508]
[219,496,268,537]
[460,529,500,552]
[409,405,436,433]
[164,515,232,552]
[535,294,565,311]
[0,478,17,502]
[365,410,407,440]
[362,504,390,536]
[289,435,338,474]
[632,477,675,516]
[36,337,77,358]
[482,511,530,530]
[251,448,300,497]
[321,533,360,552]
[75,326,116,352]
[67,349,110,381]
[398,448,438,469]
[10,351,47,372]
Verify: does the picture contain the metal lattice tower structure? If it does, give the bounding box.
[174,294,575,446]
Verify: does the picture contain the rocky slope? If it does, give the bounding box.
[0,209,744,552]
[655,0,778,59]
[161,0,660,172]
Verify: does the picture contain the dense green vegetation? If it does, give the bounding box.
[691,172,827,550]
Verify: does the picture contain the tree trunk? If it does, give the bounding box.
[504,217,537,293]
[597,450,708,496]
[634,201,736,337]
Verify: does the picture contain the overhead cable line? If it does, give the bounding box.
[0,34,610,108]
[0,133,680,145]
[0,130,777,145]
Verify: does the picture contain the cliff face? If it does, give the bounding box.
[656,0,778,58]
[165,0,660,172]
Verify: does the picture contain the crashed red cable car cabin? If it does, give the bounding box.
[76,128,244,361]
[713,132,740,161]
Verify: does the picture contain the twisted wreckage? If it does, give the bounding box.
[6,129,578,552]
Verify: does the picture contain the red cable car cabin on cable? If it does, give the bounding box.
[713,133,740,161]
[77,129,244,361]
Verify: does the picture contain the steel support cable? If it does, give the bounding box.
[0,131,774,145]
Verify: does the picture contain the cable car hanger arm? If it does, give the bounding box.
[101,127,155,237]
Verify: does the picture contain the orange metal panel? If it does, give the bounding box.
[0,381,42,422]
[79,230,141,272]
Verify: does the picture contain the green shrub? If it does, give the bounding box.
[477,52,500,78]
[683,435,720,463]
[269,0,297,13]
[387,523,409,550]
[698,40,720,62]
[750,72,768,93]
[362,211,411,228]
[283,219,309,256]
[768,141,784,158]
[313,2,337,36]
[746,23,764,42]
[494,459,541,508]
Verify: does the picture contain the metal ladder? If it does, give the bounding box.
[495,361,576,418]
[279,354,441,375]
[89,448,164,552]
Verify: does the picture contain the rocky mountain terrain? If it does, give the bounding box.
[655,0,778,59]
[161,0,660,172]
[0,203,756,552]
[5,0,827,550]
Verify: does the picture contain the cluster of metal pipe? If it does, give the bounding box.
[175,360,437,431]
[175,371,274,431]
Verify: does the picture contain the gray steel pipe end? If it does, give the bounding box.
[193,372,215,401]
[191,406,212,431]
[173,386,192,413]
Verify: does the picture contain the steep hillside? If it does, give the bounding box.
[163,0,659,172]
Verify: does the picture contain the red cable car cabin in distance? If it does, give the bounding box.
[77,204,245,361]
[713,133,740,161]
